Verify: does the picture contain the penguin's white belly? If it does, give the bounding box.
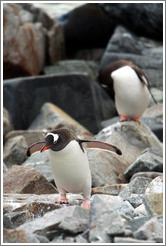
[111,66,150,117]
[48,140,91,197]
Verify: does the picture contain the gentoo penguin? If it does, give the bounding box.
[99,60,157,123]
[27,128,122,210]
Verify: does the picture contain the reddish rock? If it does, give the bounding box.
[3,165,57,194]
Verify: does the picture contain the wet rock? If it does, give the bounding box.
[124,148,163,180]
[3,108,13,137]
[144,176,163,217]
[3,211,27,229]
[28,102,93,139]
[100,116,163,142]
[89,195,125,243]
[143,103,163,118]
[18,205,89,235]
[119,177,152,208]
[44,60,98,81]
[99,25,163,89]
[4,74,115,133]
[4,130,48,146]
[92,184,127,196]
[134,216,163,242]
[88,121,162,187]
[22,152,53,182]
[3,136,28,168]
[3,165,57,194]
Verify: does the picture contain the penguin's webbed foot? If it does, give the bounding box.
[81,198,90,210]
[57,194,68,204]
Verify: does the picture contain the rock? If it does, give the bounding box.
[92,184,127,195]
[3,3,65,79]
[3,229,37,243]
[144,176,163,217]
[143,103,163,118]
[100,116,163,142]
[124,148,163,180]
[89,195,125,243]
[130,171,163,181]
[3,108,13,137]
[44,60,98,81]
[3,3,45,78]
[3,74,116,133]
[74,48,105,63]
[126,216,149,232]
[22,152,53,182]
[99,3,162,40]
[3,211,27,229]
[114,237,154,243]
[135,204,148,217]
[3,163,8,174]
[17,205,89,235]
[99,25,163,89]
[3,165,57,194]
[28,102,93,139]
[75,235,88,243]
[119,177,152,208]
[4,129,49,146]
[88,121,162,187]
[3,136,28,168]
[149,88,163,106]
[134,216,163,242]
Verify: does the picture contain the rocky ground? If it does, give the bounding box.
[3,2,163,244]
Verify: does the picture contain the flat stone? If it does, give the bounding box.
[3,136,28,168]
[114,236,154,243]
[130,171,163,181]
[18,205,89,235]
[143,103,163,118]
[144,176,163,216]
[3,165,57,194]
[92,184,127,196]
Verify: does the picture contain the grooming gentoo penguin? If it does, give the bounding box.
[27,128,122,210]
[99,60,157,123]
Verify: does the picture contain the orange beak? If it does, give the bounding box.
[40,145,51,152]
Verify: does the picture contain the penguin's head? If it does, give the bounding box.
[40,129,76,152]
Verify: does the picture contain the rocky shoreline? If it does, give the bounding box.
[3,2,163,244]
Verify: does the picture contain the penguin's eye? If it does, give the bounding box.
[53,140,57,144]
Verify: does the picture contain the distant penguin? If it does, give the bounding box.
[99,60,157,123]
[27,128,122,210]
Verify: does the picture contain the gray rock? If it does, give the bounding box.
[75,234,88,243]
[18,205,89,235]
[4,74,116,133]
[44,60,98,81]
[124,148,163,180]
[3,163,8,174]
[134,216,163,242]
[89,121,162,187]
[119,177,152,208]
[100,116,163,142]
[149,88,163,106]
[144,176,163,217]
[22,152,53,182]
[114,237,154,243]
[3,211,27,229]
[3,136,28,168]
[127,216,149,232]
[89,195,125,243]
[130,171,163,181]
[99,25,163,89]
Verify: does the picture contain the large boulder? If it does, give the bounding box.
[3,74,116,133]
[3,3,65,79]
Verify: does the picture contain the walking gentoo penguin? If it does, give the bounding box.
[99,60,157,123]
[27,128,122,210]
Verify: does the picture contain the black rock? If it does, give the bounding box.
[3,74,116,133]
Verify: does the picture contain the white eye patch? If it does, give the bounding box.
[46,133,59,143]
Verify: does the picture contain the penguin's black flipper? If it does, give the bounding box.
[80,140,122,155]
[27,142,45,157]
